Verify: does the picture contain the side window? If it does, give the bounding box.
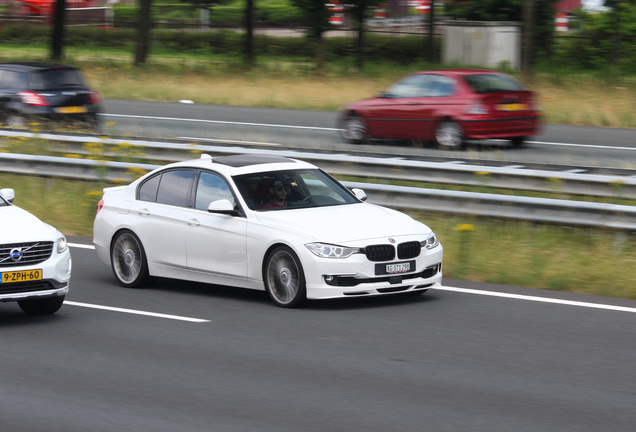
[0,71,26,89]
[426,76,455,97]
[138,174,161,202]
[135,169,194,207]
[195,171,234,210]
[386,75,432,98]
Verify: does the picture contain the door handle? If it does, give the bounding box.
[187,218,200,227]
[138,208,150,216]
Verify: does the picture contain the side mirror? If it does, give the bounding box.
[351,188,367,202]
[0,188,15,203]
[208,199,239,216]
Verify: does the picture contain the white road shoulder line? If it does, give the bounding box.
[69,243,95,249]
[64,301,210,323]
[437,286,636,314]
[68,244,633,314]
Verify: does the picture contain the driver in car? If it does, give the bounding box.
[261,180,289,210]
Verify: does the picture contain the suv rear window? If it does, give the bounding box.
[29,68,85,90]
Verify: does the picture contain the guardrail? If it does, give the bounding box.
[2,148,636,231]
[3,130,636,200]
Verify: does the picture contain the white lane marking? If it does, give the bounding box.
[105,113,339,131]
[527,140,636,151]
[436,285,636,314]
[70,244,634,314]
[69,242,94,249]
[64,301,210,323]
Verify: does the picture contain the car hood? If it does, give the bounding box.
[254,202,430,244]
[0,205,58,243]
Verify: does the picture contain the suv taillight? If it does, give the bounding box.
[88,91,102,104]
[96,199,104,215]
[18,91,50,106]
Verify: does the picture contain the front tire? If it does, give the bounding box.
[111,231,150,288]
[435,120,465,149]
[509,136,527,147]
[264,246,306,308]
[340,112,368,144]
[18,296,65,315]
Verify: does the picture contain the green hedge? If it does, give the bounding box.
[111,2,301,25]
[1,22,633,69]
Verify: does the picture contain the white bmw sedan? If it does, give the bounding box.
[0,188,71,315]
[93,154,443,307]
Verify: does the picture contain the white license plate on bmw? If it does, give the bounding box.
[376,260,414,275]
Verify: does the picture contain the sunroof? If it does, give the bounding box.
[213,154,296,168]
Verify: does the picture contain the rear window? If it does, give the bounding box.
[463,73,525,94]
[29,68,86,90]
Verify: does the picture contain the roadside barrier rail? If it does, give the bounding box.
[2,130,636,200]
[2,149,636,231]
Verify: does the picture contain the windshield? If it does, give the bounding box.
[233,169,359,211]
[463,73,525,94]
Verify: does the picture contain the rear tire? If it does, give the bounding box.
[4,113,25,128]
[340,113,368,144]
[435,120,465,149]
[18,296,65,315]
[111,231,150,288]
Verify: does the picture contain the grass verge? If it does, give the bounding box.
[3,173,635,300]
[0,45,635,128]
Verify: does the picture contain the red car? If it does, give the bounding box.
[339,69,541,149]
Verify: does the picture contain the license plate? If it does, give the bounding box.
[55,106,87,114]
[497,103,527,111]
[376,261,414,275]
[1,269,42,283]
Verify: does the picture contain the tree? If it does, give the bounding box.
[290,0,331,72]
[50,0,66,61]
[134,0,153,66]
[245,0,255,67]
[347,0,384,69]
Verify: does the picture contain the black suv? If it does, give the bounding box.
[0,61,102,130]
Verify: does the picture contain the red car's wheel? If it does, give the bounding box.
[340,113,368,144]
[435,120,465,150]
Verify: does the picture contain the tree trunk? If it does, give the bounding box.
[245,0,255,68]
[427,0,435,62]
[134,0,152,66]
[50,0,66,61]
[521,0,536,83]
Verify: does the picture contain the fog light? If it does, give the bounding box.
[324,275,334,283]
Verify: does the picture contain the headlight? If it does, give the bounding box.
[56,234,68,254]
[421,232,439,250]
[306,243,360,259]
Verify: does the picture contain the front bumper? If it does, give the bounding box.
[0,251,71,303]
[302,245,443,300]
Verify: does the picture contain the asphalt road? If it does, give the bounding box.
[100,99,636,170]
[2,240,635,432]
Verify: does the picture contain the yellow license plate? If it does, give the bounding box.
[497,103,527,111]
[55,106,87,114]
[1,269,42,283]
